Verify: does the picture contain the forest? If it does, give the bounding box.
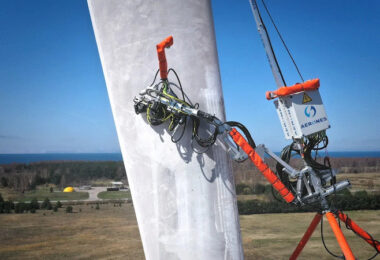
[0,161,126,191]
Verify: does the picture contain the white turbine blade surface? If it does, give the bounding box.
[88,1,244,259]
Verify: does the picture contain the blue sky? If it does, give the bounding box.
[0,0,379,153]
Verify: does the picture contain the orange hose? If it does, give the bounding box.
[229,128,295,203]
[326,212,355,260]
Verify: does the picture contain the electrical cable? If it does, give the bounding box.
[275,132,332,206]
[171,117,187,143]
[225,121,256,149]
[275,142,298,197]
[303,134,330,172]
[150,69,160,87]
[168,68,185,102]
[140,69,259,154]
[249,0,287,87]
[167,68,189,144]
[271,184,284,203]
[260,0,304,82]
[192,116,218,148]
[142,68,227,151]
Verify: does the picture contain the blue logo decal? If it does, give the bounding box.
[304,105,316,118]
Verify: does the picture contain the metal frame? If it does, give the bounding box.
[290,211,355,260]
[134,85,351,206]
[290,209,380,259]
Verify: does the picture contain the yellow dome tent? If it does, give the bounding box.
[63,187,74,192]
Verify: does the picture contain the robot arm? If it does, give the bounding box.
[133,36,351,206]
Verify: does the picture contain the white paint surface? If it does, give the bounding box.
[88,1,243,259]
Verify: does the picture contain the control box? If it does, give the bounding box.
[274,90,330,139]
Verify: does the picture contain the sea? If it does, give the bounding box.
[0,153,123,165]
[0,151,379,165]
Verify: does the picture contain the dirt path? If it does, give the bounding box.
[81,186,106,201]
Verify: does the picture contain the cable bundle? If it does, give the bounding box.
[137,69,220,151]
[274,131,332,200]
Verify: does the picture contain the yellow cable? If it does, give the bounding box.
[147,103,173,125]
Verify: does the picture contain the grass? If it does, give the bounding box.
[0,203,143,259]
[240,210,380,259]
[0,187,89,202]
[0,203,378,259]
[97,191,131,200]
[0,187,21,200]
[337,172,380,193]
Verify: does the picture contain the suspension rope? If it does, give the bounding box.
[260,0,305,82]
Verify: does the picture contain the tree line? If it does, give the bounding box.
[0,194,63,214]
[237,190,380,215]
[0,161,127,191]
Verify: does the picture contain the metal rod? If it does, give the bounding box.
[264,146,298,178]
[289,213,323,260]
[249,0,286,87]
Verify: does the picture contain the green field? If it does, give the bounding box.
[0,187,89,202]
[97,191,131,200]
[0,203,379,259]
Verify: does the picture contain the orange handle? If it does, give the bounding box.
[229,128,295,203]
[266,78,320,100]
[156,36,174,80]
